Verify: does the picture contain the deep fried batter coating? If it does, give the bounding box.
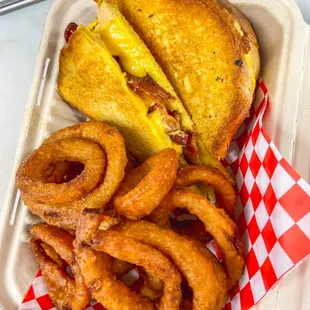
[114,220,228,310]
[91,230,182,310]
[30,223,90,310]
[113,149,178,220]
[149,190,244,287]
[18,121,127,242]
[74,245,156,310]
[40,242,64,268]
[30,239,76,310]
[175,165,236,217]
[16,139,106,205]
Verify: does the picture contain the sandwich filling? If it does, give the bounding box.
[126,74,190,146]
[60,4,235,181]
[87,18,198,154]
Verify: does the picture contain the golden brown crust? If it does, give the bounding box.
[110,0,259,159]
[74,244,156,310]
[148,190,244,287]
[216,0,260,79]
[16,139,106,205]
[58,26,174,161]
[115,220,228,310]
[91,230,182,310]
[30,223,90,310]
[30,238,77,310]
[113,148,178,220]
[19,121,127,242]
[175,165,236,217]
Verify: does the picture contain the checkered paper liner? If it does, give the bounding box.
[19,80,310,310]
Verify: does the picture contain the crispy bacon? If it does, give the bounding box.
[147,103,161,114]
[148,104,193,147]
[127,74,174,101]
[127,74,200,151]
[167,110,181,125]
[148,103,181,133]
[64,22,78,43]
[183,132,200,164]
[169,131,189,146]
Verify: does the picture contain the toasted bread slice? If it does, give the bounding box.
[216,0,260,80]
[108,0,260,159]
[58,1,232,181]
[58,25,181,161]
[58,4,233,181]
[92,0,195,132]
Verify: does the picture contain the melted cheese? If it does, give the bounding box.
[91,13,184,154]
[93,7,176,94]
[99,20,147,77]
[147,110,183,155]
[90,5,256,161]
[234,21,243,35]
[244,53,256,93]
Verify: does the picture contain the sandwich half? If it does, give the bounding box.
[58,1,231,180]
[107,0,260,159]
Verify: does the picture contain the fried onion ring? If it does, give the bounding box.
[45,121,127,243]
[40,242,65,268]
[74,244,156,310]
[30,223,90,310]
[90,230,182,310]
[18,122,127,242]
[148,190,244,287]
[114,220,228,310]
[16,138,106,205]
[175,165,236,217]
[113,149,178,220]
[98,214,121,231]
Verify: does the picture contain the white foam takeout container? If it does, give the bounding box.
[0,0,309,309]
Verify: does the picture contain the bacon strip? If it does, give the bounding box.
[183,132,200,163]
[126,74,200,155]
[148,103,181,133]
[169,131,189,146]
[127,74,174,101]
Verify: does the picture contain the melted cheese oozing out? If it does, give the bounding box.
[94,14,256,93]
[96,19,148,77]
[89,12,255,162]
[244,53,256,93]
[147,110,183,154]
[90,18,183,154]
[93,14,177,94]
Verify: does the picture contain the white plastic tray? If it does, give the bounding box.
[0,0,309,309]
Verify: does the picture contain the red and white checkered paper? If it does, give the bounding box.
[19,80,310,310]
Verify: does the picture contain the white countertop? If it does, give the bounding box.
[0,0,52,209]
[0,0,309,211]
